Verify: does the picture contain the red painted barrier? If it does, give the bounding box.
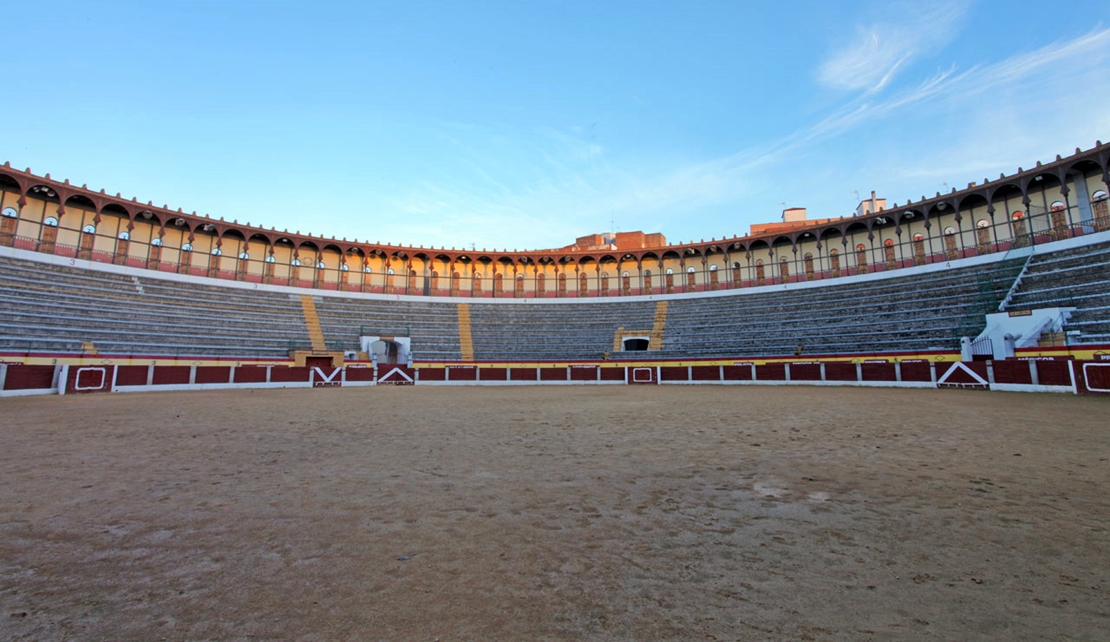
[344,366,375,382]
[569,365,598,381]
[861,362,896,382]
[722,365,753,381]
[311,366,343,386]
[539,368,567,381]
[789,363,822,381]
[3,365,56,390]
[899,361,932,382]
[152,366,190,385]
[824,362,857,381]
[233,365,268,383]
[270,366,311,383]
[66,365,115,394]
[936,362,990,388]
[418,367,446,381]
[756,363,786,381]
[448,366,477,381]
[480,368,507,381]
[966,362,989,381]
[992,360,1033,385]
[691,365,720,381]
[195,366,231,384]
[600,367,625,381]
[1076,361,1110,395]
[115,365,149,386]
[1036,360,1071,387]
[510,368,537,381]
[377,366,415,384]
[660,366,689,381]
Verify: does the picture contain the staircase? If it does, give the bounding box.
[950,256,1027,346]
[649,301,668,350]
[298,295,327,351]
[998,251,1036,311]
[457,303,474,361]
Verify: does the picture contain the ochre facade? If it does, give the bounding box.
[1,144,1108,298]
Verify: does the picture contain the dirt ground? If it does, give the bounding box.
[0,385,1108,640]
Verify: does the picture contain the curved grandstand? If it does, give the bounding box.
[1,143,1109,395]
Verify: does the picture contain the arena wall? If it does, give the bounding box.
[2,144,1110,398]
[3,357,1105,397]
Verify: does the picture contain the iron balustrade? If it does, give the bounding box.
[1,203,1106,299]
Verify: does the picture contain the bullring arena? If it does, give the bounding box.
[1,144,1110,639]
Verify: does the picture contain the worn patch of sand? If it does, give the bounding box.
[1,385,1108,640]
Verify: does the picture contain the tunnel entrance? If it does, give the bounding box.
[622,337,649,351]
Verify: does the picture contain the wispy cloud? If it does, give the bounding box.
[709,25,1110,181]
[816,1,970,93]
[956,26,1110,96]
[845,26,1110,185]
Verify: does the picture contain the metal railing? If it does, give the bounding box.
[287,340,357,352]
[359,326,411,337]
[3,200,1108,299]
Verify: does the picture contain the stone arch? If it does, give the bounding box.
[218,228,248,280]
[1092,189,1110,231]
[598,255,618,296]
[661,250,681,292]
[703,246,725,290]
[845,222,870,274]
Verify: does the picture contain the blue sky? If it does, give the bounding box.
[3,1,1109,251]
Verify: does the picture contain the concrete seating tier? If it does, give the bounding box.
[656,260,1025,358]
[1005,241,1110,344]
[0,255,309,358]
[313,296,463,361]
[6,237,1107,361]
[468,301,658,361]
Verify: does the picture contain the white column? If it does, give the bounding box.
[57,365,69,395]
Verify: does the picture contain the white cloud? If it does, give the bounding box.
[764,25,1110,176]
[854,28,1110,186]
[817,2,970,93]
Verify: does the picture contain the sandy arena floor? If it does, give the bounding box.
[1,385,1108,640]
